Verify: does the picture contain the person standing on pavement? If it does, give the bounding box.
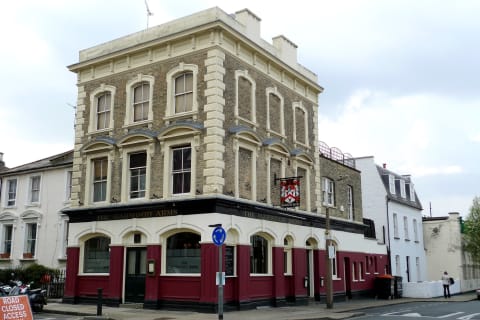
[441,271,451,298]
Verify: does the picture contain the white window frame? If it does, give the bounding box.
[295,163,311,212]
[413,219,419,242]
[400,179,406,198]
[292,101,309,148]
[121,148,151,201]
[393,213,399,238]
[266,151,287,205]
[352,262,357,281]
[125,74,154,126]
[409,183,415,202]
[322,177,335,207]
[65,170,73,201]
[395,255,401,276]
[359,262,364,281]
[389,175,395,194]
[58,215,69,259]
[6,179,17,207]
[24,222,37,257]
[404,216,409,240]
[347,185,354,220]
[28,175,41,204]
[234,141,258,201]
[331,243,339,279]
[266,87,285,138]
[249,233,273,276]
[162,137,197,199]
[85,154,112,205]
[234,70,256,126]
[88,84,116,133]
[1,224,13,257]
[171,146,192,196]
[283,236,293,275]
[165,63,198,120]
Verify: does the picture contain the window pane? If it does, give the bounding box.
[175,76,185,94]
[166,232,200,273]
[84,236,110,273]
[250,235,268,274]
[184,93,193,112]
[184,73,193,91]
[130,153,146,199]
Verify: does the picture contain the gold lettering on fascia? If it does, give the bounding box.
[97,209,177,221]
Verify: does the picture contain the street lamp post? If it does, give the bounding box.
[209,224,225,320]
[325,206,333,309]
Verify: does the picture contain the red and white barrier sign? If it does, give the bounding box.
[0,295,33,320]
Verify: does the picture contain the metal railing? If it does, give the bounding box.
[319,141,356,168]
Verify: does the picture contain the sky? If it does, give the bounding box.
[0,0,478,217]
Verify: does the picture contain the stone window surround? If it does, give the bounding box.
[292,101,310,149]
[266,87,285,139]
[84,152,113,206]
[88,84,116,134]
[165,63,199,122]
[234,70,257,127]
[120,144,154,202]
[124,74,155,127]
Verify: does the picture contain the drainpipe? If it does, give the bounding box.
[385,197,392,274]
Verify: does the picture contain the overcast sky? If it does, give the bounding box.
[0,0,478,216]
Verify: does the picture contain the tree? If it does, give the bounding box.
[463,196,480,263]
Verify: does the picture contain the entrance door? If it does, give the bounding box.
[344,257,352,299]
[125,247,147,303]
[406,256,410,282]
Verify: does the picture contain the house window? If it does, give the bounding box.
[266,88,284,137]
[416,257,420,281]
[413,219,418,242]
[393,213,399,238]
[2,225,13,256]
[235,73,256,124]
[331,243,338,278]
[352,262,357,281]
[66,171,73,200]
[166,232,200,274]
[283,236,293,275]
[93,158,108,202]
[409,183,415,202]
[174,73,193,114]
[322,177,335,206]
[6,179,17,207]
[395,255,401,276]
[129,152,146,199]
[24,223,37,257]
[347,185,354,220]
[359,262,364,280]
[404,216,409,240]
[84,236,110,273]
[96,92,111,130]
[293,102,309,146]
[172,146,191,195]
[133,83,150,122]
[29,176,41,203]
[250,234,269,274]
[225,245,236,277]
[400,180,406,198]
[389,175,395,194]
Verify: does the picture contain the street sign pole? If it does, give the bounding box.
[209,224,226,320]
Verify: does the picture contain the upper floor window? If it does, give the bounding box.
[408,183,415,202]
[330,242,338,278]
[389,175,395,194]
[89,84,116,132]
[413,219,419,242]
[6,179,17,207]
[404,216,409,240]
[66,171,73,201]
[96,93,111,130]
[322,177,335,206]
[29,176,41,203]
[129,152,147,199]
[347,185,354,220]
[84,236,110,273]
[235,71,256,125]
[283,236,293,275]
[293,102,309,147]
[400,180,406,198]
[125,75,154,126]
[93,158,108,202]
[393,213,399,238]
[266,88,284,137]
[172,146,191,195]
[165,64,198,119]
[395,255,401,276]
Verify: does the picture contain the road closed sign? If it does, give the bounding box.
[0,295,33,320]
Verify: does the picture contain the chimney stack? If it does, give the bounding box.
[383,163,387,169]
[0,152,6,172]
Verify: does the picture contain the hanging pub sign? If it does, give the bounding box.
[279,177,301,208]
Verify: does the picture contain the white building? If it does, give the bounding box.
[355,156,427,283]
[0,151,73,269]
[423,212,480,292]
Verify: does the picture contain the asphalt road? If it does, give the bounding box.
[34,313,82,320]
[353,301,480,319]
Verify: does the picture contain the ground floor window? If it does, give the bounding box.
[166,232,200,274]
[84,236,110,273]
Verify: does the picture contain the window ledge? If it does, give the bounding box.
[123,120,153,130]
[235,116,258,128]
[160,273,200,277]
[163,111,198,123]
[250,273,274,277]
[20,258,37,262]
[78,273,110,276]
[332,277,342,281]
[267,129,286,140]
[405,239,411,242]
[87,128,113,136]
[294,141,311,150]
[25,203,40,208]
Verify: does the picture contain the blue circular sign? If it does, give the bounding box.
[212,226,226,246]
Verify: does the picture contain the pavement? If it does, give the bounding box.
[43,292,479,320]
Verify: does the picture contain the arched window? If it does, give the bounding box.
[133,83,150,122]
[250,234,270,274]
[96,92,111,130]
[174,72,193,114]
[284,236,293,275]
[166,232,200,274]
[84,236,110,273]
